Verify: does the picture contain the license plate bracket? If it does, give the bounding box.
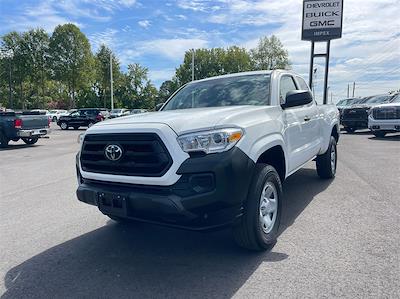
[97,192,128,217]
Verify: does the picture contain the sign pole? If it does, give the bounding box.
[323,40,331,104]
[302,0,343,104]
[309,41,315,89]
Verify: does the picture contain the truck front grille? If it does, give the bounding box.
[342,108,368,120]
[80,133,173,177]
[373,107,400,120]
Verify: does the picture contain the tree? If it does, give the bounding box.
[175,46,253,86]
[48,24,93,108]
[250,35,290,70]
[94,44,120,108]
[157,78,180,104]
[21,29,50,105]
[1,31,28,108]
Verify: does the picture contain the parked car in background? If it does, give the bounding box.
[130,108,147,114]
[368,94,400,137]
[109,109,130,118]
[48,109,68,122]
[341,94,394,133]
[57,108,104,130]
[336,98,357,121]
[0,110,50,147]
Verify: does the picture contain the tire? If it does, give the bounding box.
[316,136,337,179]
[373,131,386,138]
[22,137,39,145]
[60,122,68,130]
[0,132,9,148]
[233,164,282,251]
[52,116,57,122]
[345,127,355,133]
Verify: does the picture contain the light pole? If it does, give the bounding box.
[110,52,114,110]
[191,49,195,81]
[0,49,14,109]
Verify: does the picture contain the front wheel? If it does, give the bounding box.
[22,137,39,145]
[0,132,9,148]
[316,136,337,179]
[233,164,282,251]
[373,131,386,138]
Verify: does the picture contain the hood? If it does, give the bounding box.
[92,106,275,134]
[371,102,400,110]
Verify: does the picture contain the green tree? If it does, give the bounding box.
[250,35,290,70]
[21,29,50,106]
[175,46,253,85]
[48,23,93,108]
[157,78,180,104]
[1,31,28,109]
[94,44,120,108]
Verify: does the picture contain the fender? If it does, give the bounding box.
[237,133,288,178]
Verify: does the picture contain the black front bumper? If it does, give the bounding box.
[76,148,255,230]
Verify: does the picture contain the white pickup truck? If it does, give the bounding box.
[76,70,339,251]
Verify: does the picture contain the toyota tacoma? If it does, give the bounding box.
[76,70,340,251]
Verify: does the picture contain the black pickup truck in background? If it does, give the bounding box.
[0,111,50,148]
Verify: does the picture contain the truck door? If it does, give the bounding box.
[281,75,320,173]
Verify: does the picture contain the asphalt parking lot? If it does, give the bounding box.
[1,124,399,298]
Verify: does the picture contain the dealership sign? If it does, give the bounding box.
[302,0,343,41]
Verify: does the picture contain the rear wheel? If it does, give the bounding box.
[22,137,39,145]
[0,132,9,148]
[373,131,386,138]
[60,122,68,130]
[233,164,282,251]
[316,136,337,179]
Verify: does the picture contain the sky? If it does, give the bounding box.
[0,0,399,103]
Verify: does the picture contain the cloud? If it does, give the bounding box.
[89,29,119,52]
[138,20,151,28]
[138,38,209,60]
[148,68,176,82]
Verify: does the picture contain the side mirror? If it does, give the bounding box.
[155,103,164,111]
[281,90,313,109]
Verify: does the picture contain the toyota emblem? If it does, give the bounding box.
[104,144,123,161]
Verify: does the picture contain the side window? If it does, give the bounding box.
[70,111,79,117]
[279,76,298,103]
[296,76,310,91]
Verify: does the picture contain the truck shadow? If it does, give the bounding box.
[2,168,331,298]
[0,144,42,151]
[368,134,400,141]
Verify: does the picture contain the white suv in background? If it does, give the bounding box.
[369,94,400,137]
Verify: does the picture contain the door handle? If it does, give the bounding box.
[304,116,311,122]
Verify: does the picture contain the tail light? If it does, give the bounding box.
[14,118,23,129]
[48,117,51,127]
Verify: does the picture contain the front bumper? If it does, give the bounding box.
[17,128,50,138]
[341,119,368,129]
[368,116,400,132]
[76,147,255,230]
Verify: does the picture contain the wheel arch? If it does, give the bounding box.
[256,145,286,182]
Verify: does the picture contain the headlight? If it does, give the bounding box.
[77,133,85,144]
[177,128,244,154]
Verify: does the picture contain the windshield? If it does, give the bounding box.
[111,109,122,113]
[390,94,400,103]
[366,95,391,104]
[162,74,271,111]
